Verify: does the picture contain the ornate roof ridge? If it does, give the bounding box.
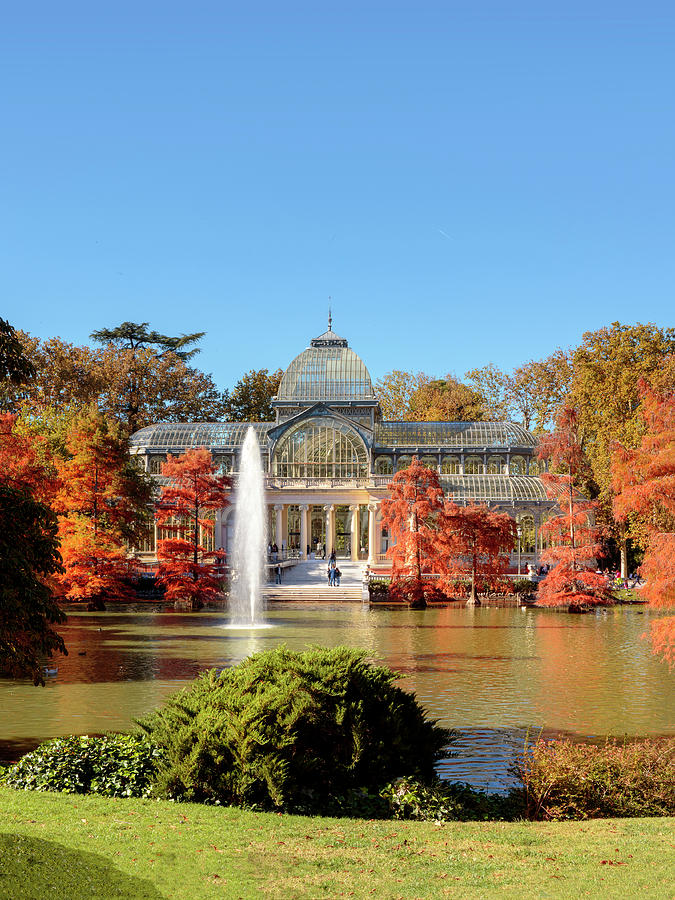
[310,328,348,348]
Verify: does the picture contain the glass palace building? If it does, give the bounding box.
[130,323,553,567]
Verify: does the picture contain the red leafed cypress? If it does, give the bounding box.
[54,407,151,606]
[612,381,675,664]
[380,456,446,608]
[440,502,516,605]
[0,412,58,503]
[537,406,614,611]
[155,448,231,609]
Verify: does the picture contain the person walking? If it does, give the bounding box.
[334,566,341,586]
[327,563,333,586]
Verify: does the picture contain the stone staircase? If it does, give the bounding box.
[264,558,366,602]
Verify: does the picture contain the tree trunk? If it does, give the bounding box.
[620,537,628,579]
[466,554,481,606]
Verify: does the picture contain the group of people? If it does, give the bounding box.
[326,549,341,586]
[267,542,280,562]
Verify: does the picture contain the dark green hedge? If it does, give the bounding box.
[138,645,452,812]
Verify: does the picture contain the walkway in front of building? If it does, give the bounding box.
[264,558,366,602]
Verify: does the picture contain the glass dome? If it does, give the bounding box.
[276,327,376,403]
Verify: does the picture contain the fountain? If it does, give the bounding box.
[228,426,268,626]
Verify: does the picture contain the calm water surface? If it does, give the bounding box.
[1,603,673,790]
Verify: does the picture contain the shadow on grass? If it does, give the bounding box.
[0,832,164,900]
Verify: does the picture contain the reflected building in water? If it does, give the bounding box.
[130,319,553,567]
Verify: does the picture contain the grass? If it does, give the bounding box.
[0,787,673,899]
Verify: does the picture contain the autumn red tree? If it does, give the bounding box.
[0,412,58,503]
[380,456,446,608]
[612,381,675,664]
[54,407,152,606]
[155,448,231,609]
[440,503,516,605]
[537,407,615,611]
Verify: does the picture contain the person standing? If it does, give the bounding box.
[334,566,341,586]
[275,563,282,585]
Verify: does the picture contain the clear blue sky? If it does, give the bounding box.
[2,1,673,390]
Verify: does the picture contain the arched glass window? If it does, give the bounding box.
[419,455,438,471]
[272,416,368,478]
[374,456,393,475]
[528,457,540,476]
[510,455,526,476]
[464,455,484,474]
[212,454,231,475]
[149,455,166,475]
[441,455,460,474]
[487,455,504,474]
[517,513,536,553]
[396,455,412,471]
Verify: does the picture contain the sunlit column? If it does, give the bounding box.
[324,504,334,555]
[275,504,284,550]
[367,502,379,566]
[349,505,359,561]
[299,504,309,560]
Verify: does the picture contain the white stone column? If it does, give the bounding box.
[299,504,309,560]
[350,505,359,561]
[324,505,335,556]
[275,504,284,550]
[367,503,379,566]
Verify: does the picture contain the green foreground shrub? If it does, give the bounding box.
[138,645,451,812]
[519,737,675,820]
[0,734,161,798]
[380,777,524,821]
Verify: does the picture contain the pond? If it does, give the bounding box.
[1,603,673,791]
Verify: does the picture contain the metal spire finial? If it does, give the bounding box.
[328,298,332,331]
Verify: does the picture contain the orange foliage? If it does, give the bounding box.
[537,407,614,610]
[0,412,57,503]
[54,408,151,603]
[155,448,231,606]
[439,502,516,603]
[612,382,675,663]
[380,456,446,607]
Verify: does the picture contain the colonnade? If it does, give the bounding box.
[264,500,382,564]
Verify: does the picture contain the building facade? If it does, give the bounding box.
[130,323,553,568]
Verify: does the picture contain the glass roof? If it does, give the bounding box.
[440,475,548,503]
[276,327,376,403]
[374,421,536,449]
[129,422,272,451]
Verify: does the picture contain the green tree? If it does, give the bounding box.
[466,350,572,431]
[222,368,283,421]
[95,344,226,433]
[464,363,509,420]
[0,483,66,685]
[409,375,488,422]
[91,322,219,433]
[7,330,226,435]
[375,370,432,420]
[0,318,35,388]
[569,322,675,574]
[90,321,205,359]
[508,350,573,433]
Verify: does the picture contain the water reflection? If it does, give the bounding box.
[1,604,673,789]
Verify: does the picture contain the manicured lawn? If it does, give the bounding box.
[0,787,673,899]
